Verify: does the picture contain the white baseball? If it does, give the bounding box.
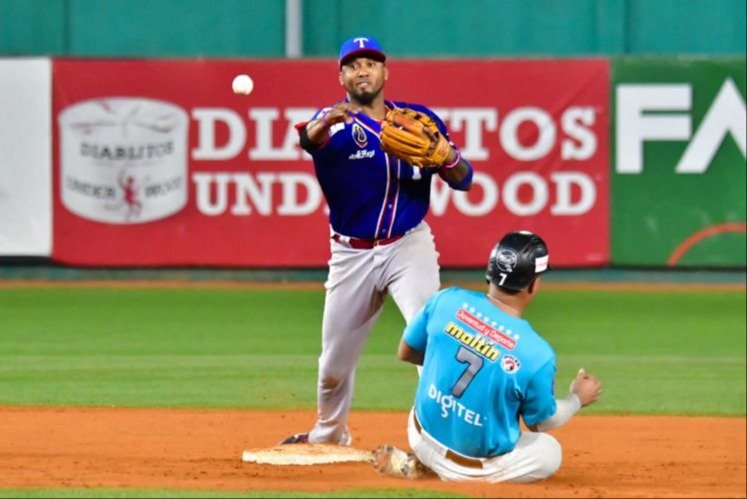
[232,74,254,95]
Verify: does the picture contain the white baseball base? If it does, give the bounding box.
[241,444,373,466]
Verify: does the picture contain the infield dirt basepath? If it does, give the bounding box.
[1,407,745,498]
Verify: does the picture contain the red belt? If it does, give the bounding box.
[413,412,484,469]
[332,233,403,249]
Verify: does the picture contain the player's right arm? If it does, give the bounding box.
[397,306,428,366]
[301,102,362,148]
[397,339,424,366]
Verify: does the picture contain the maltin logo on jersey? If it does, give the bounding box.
[351,123,368,148]
[500,355,521,374]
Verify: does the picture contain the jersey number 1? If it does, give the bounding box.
[450,347,484,397]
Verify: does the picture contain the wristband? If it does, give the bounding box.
[441,151,461,170]
[447,162,473,191]
[299,123,328,151]
[299,125,319,151]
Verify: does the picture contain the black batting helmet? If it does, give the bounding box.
[486,231,550,291]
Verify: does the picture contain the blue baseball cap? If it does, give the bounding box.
[338,36,386,67]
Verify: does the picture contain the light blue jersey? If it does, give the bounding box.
[403,287,557,458]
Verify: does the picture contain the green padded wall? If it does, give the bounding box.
[1,0,745,57]
[302,0,745,57]
[626,0,746,55]
[1,0,285,57]
[305,0,616,57]
[0,0,66,54]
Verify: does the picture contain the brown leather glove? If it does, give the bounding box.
[380,108,454,168]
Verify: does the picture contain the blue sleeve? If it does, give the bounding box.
[402,303,430,352]
[299,106,340,159]
[402,292,441,352]
[520,360,558,426]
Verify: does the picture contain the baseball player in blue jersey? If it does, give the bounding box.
[374,231,603,482]
[281,36,474,446]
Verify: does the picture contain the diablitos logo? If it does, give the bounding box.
[58,97,189,224]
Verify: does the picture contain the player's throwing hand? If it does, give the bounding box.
[325,103,361,125]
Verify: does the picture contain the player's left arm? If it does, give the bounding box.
[526,367,603,432]
[438,155,473,191]
[426,110,473,191]
[520,360,559,431]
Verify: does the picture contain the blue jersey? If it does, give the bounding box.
[403,287,557,458]
[304,100,468,240]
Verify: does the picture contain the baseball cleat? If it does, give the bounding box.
[338,431,353,446]
[372,444,428,479]
[279,432,309,445]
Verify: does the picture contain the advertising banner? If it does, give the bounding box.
[613,58,746,267]
[52,59,609,267]
[0,58,52,256]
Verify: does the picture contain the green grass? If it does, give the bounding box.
[526,290,747,415]
[0,488,460,498]
[0,287,744,415]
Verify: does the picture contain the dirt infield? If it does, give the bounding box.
[1,407,744,498]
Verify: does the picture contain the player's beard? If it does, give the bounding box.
[349,84,382,106]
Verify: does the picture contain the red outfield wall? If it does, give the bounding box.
[52,59,609,267]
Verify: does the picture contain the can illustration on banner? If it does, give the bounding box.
[58,97,189,224]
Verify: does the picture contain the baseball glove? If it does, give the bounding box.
[380,108,455,168]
